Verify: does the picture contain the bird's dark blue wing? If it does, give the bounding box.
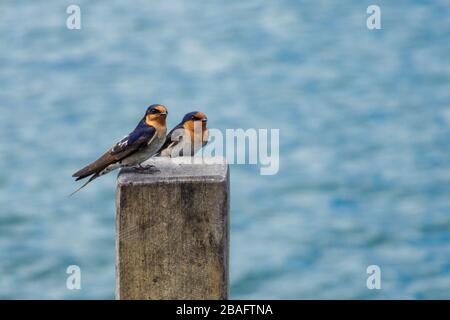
[111,126,156,155]
[72,125,156,182]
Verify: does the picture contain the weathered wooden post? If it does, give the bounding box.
[115,157,229,300]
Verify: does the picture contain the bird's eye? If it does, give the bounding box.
[151,109,159,114]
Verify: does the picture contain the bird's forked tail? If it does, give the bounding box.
[69,172,101,197]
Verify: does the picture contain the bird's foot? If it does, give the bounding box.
[134,164,160,174]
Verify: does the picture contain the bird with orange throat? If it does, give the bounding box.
[157,111,208,157]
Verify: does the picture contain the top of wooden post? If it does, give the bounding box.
[116,156,229,300]
[117,157,228,185]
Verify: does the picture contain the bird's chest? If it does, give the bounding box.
[144,126,166,154]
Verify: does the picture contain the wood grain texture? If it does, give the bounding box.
[116,157,229,300]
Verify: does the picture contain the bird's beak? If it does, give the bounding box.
[160,112,167,116]
[202,118,207,122]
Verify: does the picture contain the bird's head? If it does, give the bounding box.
[182,111,208,132]
[145,104,168,126]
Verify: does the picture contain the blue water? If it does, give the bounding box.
[1,0,450,299]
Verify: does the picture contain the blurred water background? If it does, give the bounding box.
[1,0,450,299]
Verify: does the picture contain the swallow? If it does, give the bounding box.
[71,104,168,195]
[157,111,208,157]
